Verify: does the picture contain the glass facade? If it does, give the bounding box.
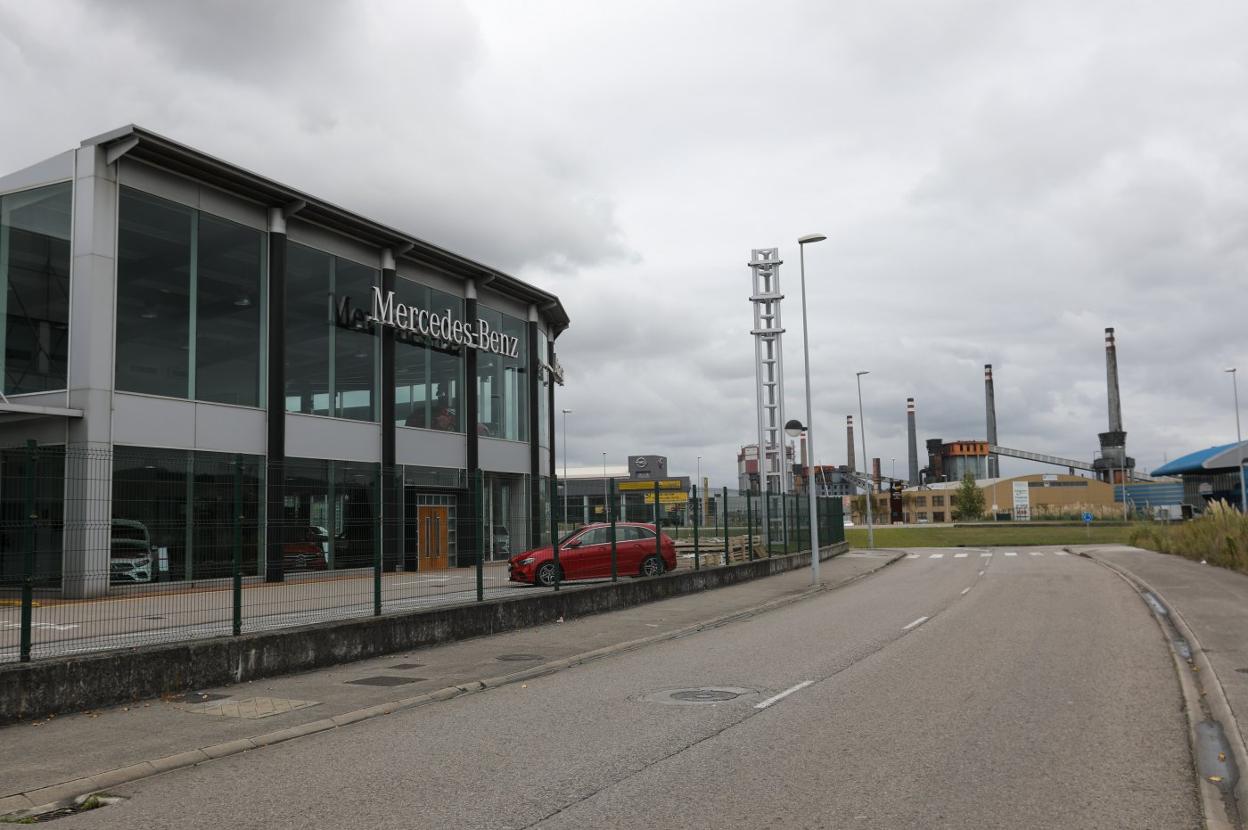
[0,445,65,587]
[483,472,528,561]
[285,243,377,420]
[537,329,550,448]
[1,183,72,395]
[116,188,265,405]
[475,307,528,441]
[111,446,263,582]
[395,277,464,432]
[282,457,379,571]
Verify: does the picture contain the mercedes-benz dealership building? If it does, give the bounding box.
[0,125,566,596]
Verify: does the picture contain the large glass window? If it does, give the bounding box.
[284,243,377,421]
[475,307,528,441]
[283,457,378,571]
[0,445,65,588]
[195,215,264,406]
[537,330,550,448]
[116,188,265,405]
[483,472,527,561]
[111,446,263,582]
[1,183,71,395]
[395,279,464,432]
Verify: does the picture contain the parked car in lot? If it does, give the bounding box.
[110,519,154,584]
[508,522,677,587]
[282,526,329,572]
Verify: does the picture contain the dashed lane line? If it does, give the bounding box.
[902,615,929,631]
[754,680,815,710]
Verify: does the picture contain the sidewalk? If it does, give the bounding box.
[0,550,899,815]
[1080,545,1248,807]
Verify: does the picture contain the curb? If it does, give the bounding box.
[1076,547,1245,830]
[1,551,904,821]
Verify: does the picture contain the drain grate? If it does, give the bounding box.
[642,687,755,706]
[388,663,425,670]
[496,654,544,662]
[346,676,421,687]
[670,689,741,702]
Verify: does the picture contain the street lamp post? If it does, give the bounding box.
[1228,368,1246,513]
[856,370,874,549]
[697,455,702,525]
[797,233,826,583]
[561,408,572,528]
[891,457,896,482]
[602,452,609,522]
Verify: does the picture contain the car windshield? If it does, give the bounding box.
[112,524,147,543]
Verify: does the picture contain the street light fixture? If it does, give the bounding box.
[1227,368,1246,513]
[561,408,572,528]
[697,455,702,524]
[856,371,874,549]
[796,233,826,583]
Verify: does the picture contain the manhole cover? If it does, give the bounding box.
[496,654,544,662]
[671,689,741,702]
[346,676,421,687]
[642,687,755,706]
[388,663,425,670]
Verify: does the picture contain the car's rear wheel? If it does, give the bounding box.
[641,555,664,577]
[535,562,561,587]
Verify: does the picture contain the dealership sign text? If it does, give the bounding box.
[364,287,520,358]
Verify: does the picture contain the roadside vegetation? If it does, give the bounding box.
[846,523,1136,549]
[1129,501,1248,574]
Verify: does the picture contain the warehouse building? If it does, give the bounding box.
[0,126,567,596]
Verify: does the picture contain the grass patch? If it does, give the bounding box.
[846,523,1136,549]
[1129,500,1248,574]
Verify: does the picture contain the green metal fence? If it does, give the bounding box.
[0,445,844,663]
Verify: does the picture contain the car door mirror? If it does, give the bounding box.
[566,539,581,548]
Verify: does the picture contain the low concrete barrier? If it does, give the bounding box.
[0,542,846,723]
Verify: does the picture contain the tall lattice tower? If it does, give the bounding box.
[749,248,789,497]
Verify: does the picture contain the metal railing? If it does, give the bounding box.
[0,445,843,663]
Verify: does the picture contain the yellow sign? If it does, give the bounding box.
[644,492,687,505]
[618,479,684,491]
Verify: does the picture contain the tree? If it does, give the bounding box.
[951,471,986,521]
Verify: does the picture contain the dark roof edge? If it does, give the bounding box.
[80,125,570,335]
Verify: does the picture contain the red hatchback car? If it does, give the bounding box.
[508,522,677,587]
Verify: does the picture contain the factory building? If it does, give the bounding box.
[863,474,1119,524]
[1151,442,1247,512]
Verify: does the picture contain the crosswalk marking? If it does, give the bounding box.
[980,552,992,557]
[1030,551,1044,556]
[1004,552,1017,557]
[907,554,919,559]
[902,549,1073,564]
[954,553,968,558]
[930,553,944,559]
[1055,551,1068,556]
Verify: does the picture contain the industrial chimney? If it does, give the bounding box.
[1093,327,1134,483]
[906,398,919,486]
[984,364,1000,478]
[871,457,881,492]
[846,415,856,473]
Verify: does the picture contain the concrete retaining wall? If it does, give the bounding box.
[0,543,846,723]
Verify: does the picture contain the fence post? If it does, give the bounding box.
[549,476,561,591]
[746,489,754,561]
[781,491,789,554]
[19,440,36,663]
[692,484,700,571]
[609,477,618,581]
[373,469,383,615]
[475,470,484,602]
[722,486,729,566]
[233,455,243,635]
[652,480,662,566]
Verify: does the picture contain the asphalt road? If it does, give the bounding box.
[56,547,1200,829]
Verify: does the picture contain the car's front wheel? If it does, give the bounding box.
[641,555,665,577]
[535,561,561,587]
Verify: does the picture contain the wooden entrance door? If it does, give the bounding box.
[418,506,449,570]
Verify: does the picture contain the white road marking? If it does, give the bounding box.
[930,553,944,559]
[1004,552,1017,557]
[978,570,985,576]
[1,622,78,631]
[755,680,815,709]
[961,587,970,595]
[902,616,929,631]
[980,552,992,557]
[954,553,968,558]
[396,578,451,585]
[906,554,919,559]
[1030,551,1044,556]
[1055,551,1068,556]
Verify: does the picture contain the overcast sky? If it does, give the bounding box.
[2,0,1245,486]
